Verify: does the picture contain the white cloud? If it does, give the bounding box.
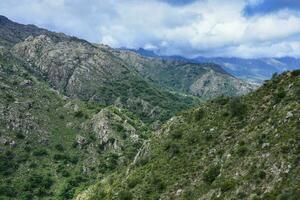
[1,0,300,58]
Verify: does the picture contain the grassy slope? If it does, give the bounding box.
[82,70,300,200]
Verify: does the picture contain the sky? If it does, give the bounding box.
[1,0,300,58]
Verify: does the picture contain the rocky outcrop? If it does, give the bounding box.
[85,107,144,151]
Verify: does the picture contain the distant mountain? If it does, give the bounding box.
[120,47,192,62]
[195,56,300,84]
[124,48,300,84]
[110,48,254,100]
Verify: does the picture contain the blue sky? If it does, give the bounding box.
[1,0,300,58]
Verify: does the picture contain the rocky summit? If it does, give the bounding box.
[0,15,299,200]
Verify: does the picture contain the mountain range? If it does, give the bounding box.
[128,48,300,84]
[0,15,299,200]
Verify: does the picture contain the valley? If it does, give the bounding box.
[0,15,299,200]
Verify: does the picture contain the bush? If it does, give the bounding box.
[165,143,180,156]
[15,132,25,139]
[228,98,247,118]
[74,110,84,118]
[127,177,140,189]
[118,190,133,200]
[274,89,286,103]
[203,165,220,184]
[255,170,267,179]
[53,154,67,161]
[0,151,18,176]
[150,175,166,191]
[24,173,54,192]
[55,144,64,151]
[171,129,183,139]
[194,109,205,121]
[294,83,300,98]
[219,179,236,192]
[0,184,16,197]
[236,145,248,156]
[32,149,48,156]
[214,96,229,105]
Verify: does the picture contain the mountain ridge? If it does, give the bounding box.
[124,47,300,84]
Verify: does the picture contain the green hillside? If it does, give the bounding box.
[0,50,151,199]
[81,70,300,200]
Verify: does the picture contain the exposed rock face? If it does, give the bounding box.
[12,35,128,102]
[86,107,142,151]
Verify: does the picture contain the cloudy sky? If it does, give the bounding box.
[1,0,300,58]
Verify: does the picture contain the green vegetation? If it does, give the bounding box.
[0,53,150,199]
[82,71,300,200]
[1,16,300,200]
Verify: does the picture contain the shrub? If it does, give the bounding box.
[236,145,248,156]
[228,98,247,118]
[15,132,25,139]
[203,165,220,184]
[214,96,229,105]
[194,109,205,121]
[53,154,67,161]
[61,170,70,177]
[0,152,18,176]
[255,170,267,179]
[294,83,300,98]
[150,175,166,191]
[171,129,183,139]
[276,190,300,200]
[127,177,140,189]
[32,149,48,156]
[118,190,133,200]
[274,89,286,103]
[165,143,180,156]
[74,110,84,118]
[24,173,54,192]
[219,179,236,192]
[0,184,16,197]
[55,144,64,151]
[5,94,15,103]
